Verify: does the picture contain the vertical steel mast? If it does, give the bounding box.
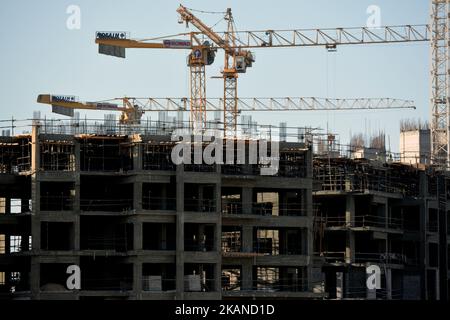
[431,0,450,168]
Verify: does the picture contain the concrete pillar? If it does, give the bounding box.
[336,272,344,299]
[386,268,392,300]
[242,187,253,215]
[132,142,142,171]
[133,220,143,251]
[73,174,80,251]
[419,172,427,299]
[198,224,206,251]
[198,185,204,212]
[133,261,142,299]
[242,226,253,253]
[133,182,143,212]
[175,165,184,299]
[161,224,167,250]
[30,258,40,299]
[242,261,253,290]
[345,195,355,264]
[214,182,222,294]
[161,184,167,210]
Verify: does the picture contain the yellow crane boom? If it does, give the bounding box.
[93,6,429,136]
[37,94,416,127]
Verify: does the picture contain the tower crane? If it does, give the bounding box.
[37,94,415,127]
[95,6,429,138]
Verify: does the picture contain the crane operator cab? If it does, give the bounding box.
[188,41,216,66]
[235,50,255,73]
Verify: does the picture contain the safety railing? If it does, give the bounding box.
[142,277,176,292]
[319,215,403,229]
[222,201,307,217]
[222,278,311,292]
[184,199,216,213]
[142,197,176,211]
[80,198,133,212]
[40,195,74,211]
[82,236,129,252]
[81,277,133,291]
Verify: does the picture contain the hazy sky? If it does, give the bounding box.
[0,0,429,151]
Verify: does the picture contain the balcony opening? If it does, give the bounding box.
[142,142,175,171]
[40,182,74,211]
[40,263,71,292]
[221,227,242,253]
[222,267,241,291]
[143,223,176,250]
[142,182,176,211]
[142,263,176,291]
[40,140,75,171]
[185,223,215,252]
[81,216,133,251]
[184,184,216,213]
[80,176,133,212]
[79,136,132,172]
[254,228,306,255]
[81,257,132,291]
[185,263,216,292]
[41,222,73,251]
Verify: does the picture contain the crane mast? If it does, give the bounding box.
[430,0,450,168]
[177,5,255,137]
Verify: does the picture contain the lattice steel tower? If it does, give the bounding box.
[431,0,450,168]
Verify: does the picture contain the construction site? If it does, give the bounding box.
[0,2,449,301]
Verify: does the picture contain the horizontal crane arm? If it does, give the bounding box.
[95,38,193,49]
[218,24,430,49]
[38,95,415,113]
[37,94,125,111]
[124,97,416,111]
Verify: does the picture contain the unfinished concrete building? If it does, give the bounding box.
[0,121,321,300]
[313,157,449,300]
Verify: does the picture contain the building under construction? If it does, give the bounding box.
[0,119,322,300]
[0,119,448,300]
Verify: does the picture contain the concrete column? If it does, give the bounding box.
[161,224,167,250]
[133,261,142,299]
[30,258,40,299]
[132,143,142,171]
[176,165,184,299]
[242,225,253,253]
[69,215,80,251]
[242,261,253,290]
[419,172,427,299]
[336,272,344,300]
[242,187,253,215]
[386,268,392,300]
[214,182,222,294]
[198,224,206,251]
[74,140,80,172]
[161,184,167,210]
[133,220,143,251]
[345,195,355,264]
[73,174,80,251]
[133,182,143,212]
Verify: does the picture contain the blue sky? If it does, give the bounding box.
[0,0,429,151]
